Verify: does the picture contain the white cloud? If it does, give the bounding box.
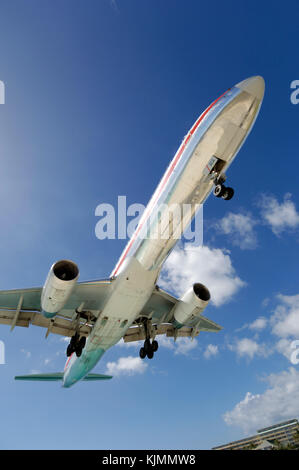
[174,338,198,356]
[60,337,70,343]
[160,245,245,307]
[259,193,299,235]
[229,338,269,360]
[249,317,268,331]
[105,356,148,377]
[275,338,294,361]
[223,367,299,434]
[157,335,175,350]
[217,212,258,250]
[204,344,219,359]
[271,294,299,338]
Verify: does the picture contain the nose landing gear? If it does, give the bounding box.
[213,184,234,200]
[213,173,234,201]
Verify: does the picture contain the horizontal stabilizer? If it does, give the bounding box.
[82,373,112,381]
[15,373,64,381]
[15,373,113,381]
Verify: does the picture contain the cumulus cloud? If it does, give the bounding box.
[204,344,219,359]
[105,356,148,377]
[229,338,269,360]
[249,317,268,331]
[275,338,295,362]
[217,212,258,250]
[236,316,268,333]
[223,367,299,434]
[174,338,198,356]
[160,245,245,307]
[270,294,299,339]
[259,193,299,236]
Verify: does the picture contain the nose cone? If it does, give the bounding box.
[235,76,265,100]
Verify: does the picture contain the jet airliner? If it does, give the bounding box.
[0,76,265,387]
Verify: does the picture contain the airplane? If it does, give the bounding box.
[0,76,265,387]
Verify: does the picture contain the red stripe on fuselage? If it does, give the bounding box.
[64,353,73,371]
[112,89,230,276]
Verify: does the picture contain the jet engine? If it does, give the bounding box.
[41,260,79,318]
[173,283,210,328]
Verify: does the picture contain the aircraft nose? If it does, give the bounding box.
[235,76,265,100]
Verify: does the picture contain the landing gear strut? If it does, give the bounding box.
[66,333,86,357]
[139,319,159,360]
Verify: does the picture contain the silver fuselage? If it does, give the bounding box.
[63,76,265,387]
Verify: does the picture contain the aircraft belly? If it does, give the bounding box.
[88,258,158,351]
[130,88,261,271]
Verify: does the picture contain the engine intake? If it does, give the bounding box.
[53,259,79,281]
[41,260,79,318]
[193,283,211,302]
[173,283,211,328]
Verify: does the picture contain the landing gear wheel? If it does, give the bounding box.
[70,334,78,348]
[144,339,151,354]
[66,344,74,357]
[139,347,146,359]
[221,187,234,200]
[147,349,154,359]
[66,334,86,358]
[152,340,159,352]
[213,184,225,198]
[75,347,83,357]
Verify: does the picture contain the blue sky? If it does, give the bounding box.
[0,0,299,450]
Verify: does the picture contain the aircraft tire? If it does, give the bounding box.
[222,187,234,200]
[147,349,154,359]
[213,184,225,198]
[139,347,146,359]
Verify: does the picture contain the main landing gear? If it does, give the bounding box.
[213,174,234,201]
[139,338,159,360]
[139,319,159,360]
[66,332,86,357]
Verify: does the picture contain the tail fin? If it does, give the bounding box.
[15,373,112,382]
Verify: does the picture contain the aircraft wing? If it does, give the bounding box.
[0,279,112,338]
[123,286,222,343]
[0,282,221,341]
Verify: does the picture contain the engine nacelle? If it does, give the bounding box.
[41,260,79,318]
[173,283,210,328]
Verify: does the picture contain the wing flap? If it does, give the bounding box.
[123,323,198,343]
[0,310,92,337]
